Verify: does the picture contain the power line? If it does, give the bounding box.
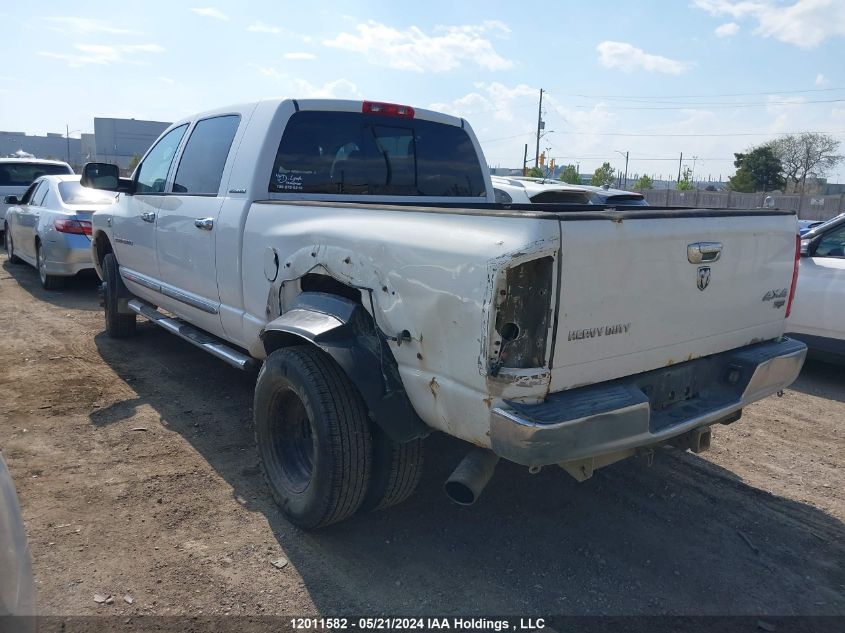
[564,87,844,100]
[479,129,845,142]
[569,98,845,111]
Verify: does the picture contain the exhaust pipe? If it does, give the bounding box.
[444,448,500,506]
[670,426,712,454]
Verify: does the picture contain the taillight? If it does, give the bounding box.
[362,100,415,118]
[785,234,800,318]
[54,219,92,235]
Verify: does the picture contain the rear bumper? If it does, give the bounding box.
[490,337,807,467]
[43,234,95,276]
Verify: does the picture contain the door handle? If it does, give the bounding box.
[194,218,214,231]
[140,211,156,223]
[687,242,722,264]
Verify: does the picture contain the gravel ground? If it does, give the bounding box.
[0,255,842,619]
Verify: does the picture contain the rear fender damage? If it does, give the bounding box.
[260,291,430,443]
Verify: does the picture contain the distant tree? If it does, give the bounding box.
[590,162,615,187]
[676,167,695,191]
[771,133,843,193]
[559,164,581,184]
[726,169,756,192]
[127,153,142,173]
[733,145,785,192]
[526,166,544,178]
[633,174,654,190]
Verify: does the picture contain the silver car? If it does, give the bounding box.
[4,175,116,289]
[0,158,73,235]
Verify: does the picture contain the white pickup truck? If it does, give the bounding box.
[83,98,807,528]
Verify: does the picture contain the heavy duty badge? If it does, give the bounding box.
[697,266,711,291]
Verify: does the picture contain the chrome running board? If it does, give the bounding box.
[127,299,258,371]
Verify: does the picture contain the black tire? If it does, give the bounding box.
[361,428,424,512]
[4,225,22,264]
[36,242,66,290]
[102,253,136,338]
[254,346,372,529]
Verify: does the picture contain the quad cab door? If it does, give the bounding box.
[155,114,241,336]
[112,124,189,296]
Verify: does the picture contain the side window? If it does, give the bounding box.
[135,124,189,194]
[173,115,240,195]
[32,181,50,206]
[19,182,40,205]
[815,226,845,258]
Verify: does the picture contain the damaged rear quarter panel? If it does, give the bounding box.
[241,202,560,445]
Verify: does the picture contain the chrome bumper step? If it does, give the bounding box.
[127,299,258,371]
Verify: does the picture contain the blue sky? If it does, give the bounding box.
[2,0,844,181]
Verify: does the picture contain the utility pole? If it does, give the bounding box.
[535,88,544,168]
[623,151,629,188]
[522,144,528,176]
[66,124,70,164]
[677,152,683,183]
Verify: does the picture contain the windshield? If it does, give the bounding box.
[58,181,117,205]
[0,162,72,187]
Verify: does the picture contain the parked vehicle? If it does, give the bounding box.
[0,452,35,619]
[579,184,649,206]
[798,219,825,235]
[0,158,73,235]
[491,176,591,204]
[787,212,845,363]
[83,98,805,529]
[4,175,115,289]
[507,178,649,206]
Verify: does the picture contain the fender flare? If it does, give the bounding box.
[260,292,430,443]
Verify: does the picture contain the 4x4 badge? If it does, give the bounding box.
[697,266,711,291]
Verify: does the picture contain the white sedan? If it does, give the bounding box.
[786,212,845,363]
[4,175,116,289]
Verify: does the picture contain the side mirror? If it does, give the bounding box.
[80,162,121,191]
[799,239,810,256]
[4,195,19,205]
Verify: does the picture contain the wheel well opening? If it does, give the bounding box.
[94,232,114,268]
[299,273,362,304]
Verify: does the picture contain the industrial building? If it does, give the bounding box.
[0,117,171,172]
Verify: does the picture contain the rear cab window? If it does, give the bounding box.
[269,111,486,198]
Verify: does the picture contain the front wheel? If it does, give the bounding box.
[254,346,373,529]
[102,253,136,338]
[37,242,65,290]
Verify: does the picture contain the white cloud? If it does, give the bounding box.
[247,21,283,34]
[815,73,829,86]
[596,41,692,74]
[190,7,229,20]
[714,22,740,37]
[42,16,136,35]
[323,20,513,73]
[38,43,165,67]
[283,52,316,60]
[692,0,845,48]
[247,65,361,99]
[159,76,176,84]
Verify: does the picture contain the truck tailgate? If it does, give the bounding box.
[549,213,797,391]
